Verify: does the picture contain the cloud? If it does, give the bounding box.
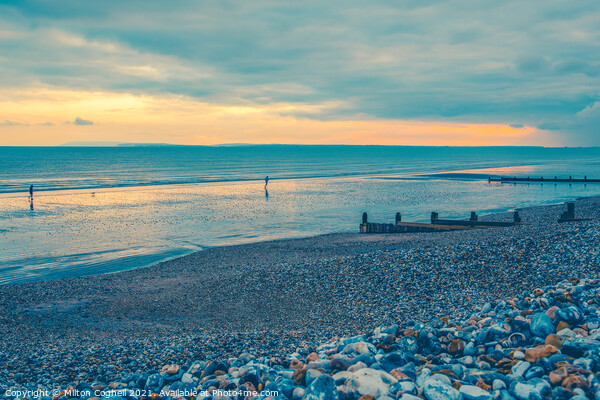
[571,102,600,144]
[0,120,54,127]
[0,120,29,126]
[73,116,93,125]
[535,101,600,145]
[0,1,599,144]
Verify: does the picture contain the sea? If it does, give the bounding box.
[1,145,600,284]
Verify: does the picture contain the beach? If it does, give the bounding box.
[1,196,599,396]
[4,1,600,398]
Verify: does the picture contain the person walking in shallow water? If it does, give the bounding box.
[29,185,34,210]
[264,176,269,200]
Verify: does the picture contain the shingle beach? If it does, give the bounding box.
[1,197,599,399]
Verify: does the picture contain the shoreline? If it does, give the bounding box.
[1,195,597,297]
[0,196,599,392]
[3,190,598,287]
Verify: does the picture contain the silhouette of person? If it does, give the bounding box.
[29,185,34,210]
[264,176,269,200]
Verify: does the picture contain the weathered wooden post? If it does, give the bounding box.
[470,212,478,221]
[395,212,401,225]
[513,211,521,223]
[360,212,368,233]
[431,212,438,224]
[567,202,575,219]
[558,202,576,222]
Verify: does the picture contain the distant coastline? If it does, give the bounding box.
[53,142,600,148]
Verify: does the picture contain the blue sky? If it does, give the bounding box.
[0,0,599,145]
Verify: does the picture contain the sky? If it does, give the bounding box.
[0,0,599,146]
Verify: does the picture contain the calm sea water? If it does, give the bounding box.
[1,145,600,284]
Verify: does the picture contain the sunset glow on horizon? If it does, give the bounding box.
[0,87,544,146]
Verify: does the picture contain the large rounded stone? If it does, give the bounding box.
[555,306,584,325]
[423,375,461,400]
[459,384,492,400]
[530,313,554,338]
[524,345,559,362]
[304,374,339,400]
[510,378,551,400]
[335,368,397,398]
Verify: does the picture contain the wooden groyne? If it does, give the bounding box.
[360,201,587,233]
[359,211,521,233]
[360,221,472,233]
[489,176,600,183]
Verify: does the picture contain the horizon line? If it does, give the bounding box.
[1,143,600,149]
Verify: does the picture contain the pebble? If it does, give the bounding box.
[423,375,460,400]
[510,378,551,400]
[304,375,339,400]
[530,312,554,337]
[458,384,492,400]
[336,369,396,397]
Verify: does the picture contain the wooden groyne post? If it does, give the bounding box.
[556,201,592,223]
[567,202,575,219]
[558,202,577,222]
[513,211,521,223]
